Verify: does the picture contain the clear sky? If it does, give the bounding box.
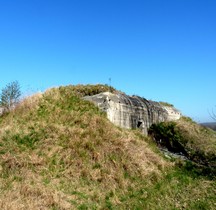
[0,0,216,122]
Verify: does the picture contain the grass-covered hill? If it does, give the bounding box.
[0,84,215,210]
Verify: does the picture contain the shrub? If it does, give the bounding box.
[149,120,216,175]
[0,81,21,112]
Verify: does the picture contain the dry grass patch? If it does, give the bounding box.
[176,117,216,155]
[0,179,73,210]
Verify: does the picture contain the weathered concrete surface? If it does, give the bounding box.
[84,92,181,134]
[0,107,4,115]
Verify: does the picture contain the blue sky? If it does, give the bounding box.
[0,0,216,122]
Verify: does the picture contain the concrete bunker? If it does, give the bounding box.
[84,92,181,135]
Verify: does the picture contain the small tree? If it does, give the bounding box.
[209,106,216,121]
[0,81,21,111]
[211,111,216,121]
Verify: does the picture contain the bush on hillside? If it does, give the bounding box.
[149,119,216,174]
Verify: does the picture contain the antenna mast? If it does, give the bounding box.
[109,78,112,92]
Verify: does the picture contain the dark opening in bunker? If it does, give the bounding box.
[137,121,143,128]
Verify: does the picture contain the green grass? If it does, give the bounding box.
[0,84,214,209]
[159,101,174,107]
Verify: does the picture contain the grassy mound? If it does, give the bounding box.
[149,117,216,176]
[0,85,215,209]
[0,85,167,209]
